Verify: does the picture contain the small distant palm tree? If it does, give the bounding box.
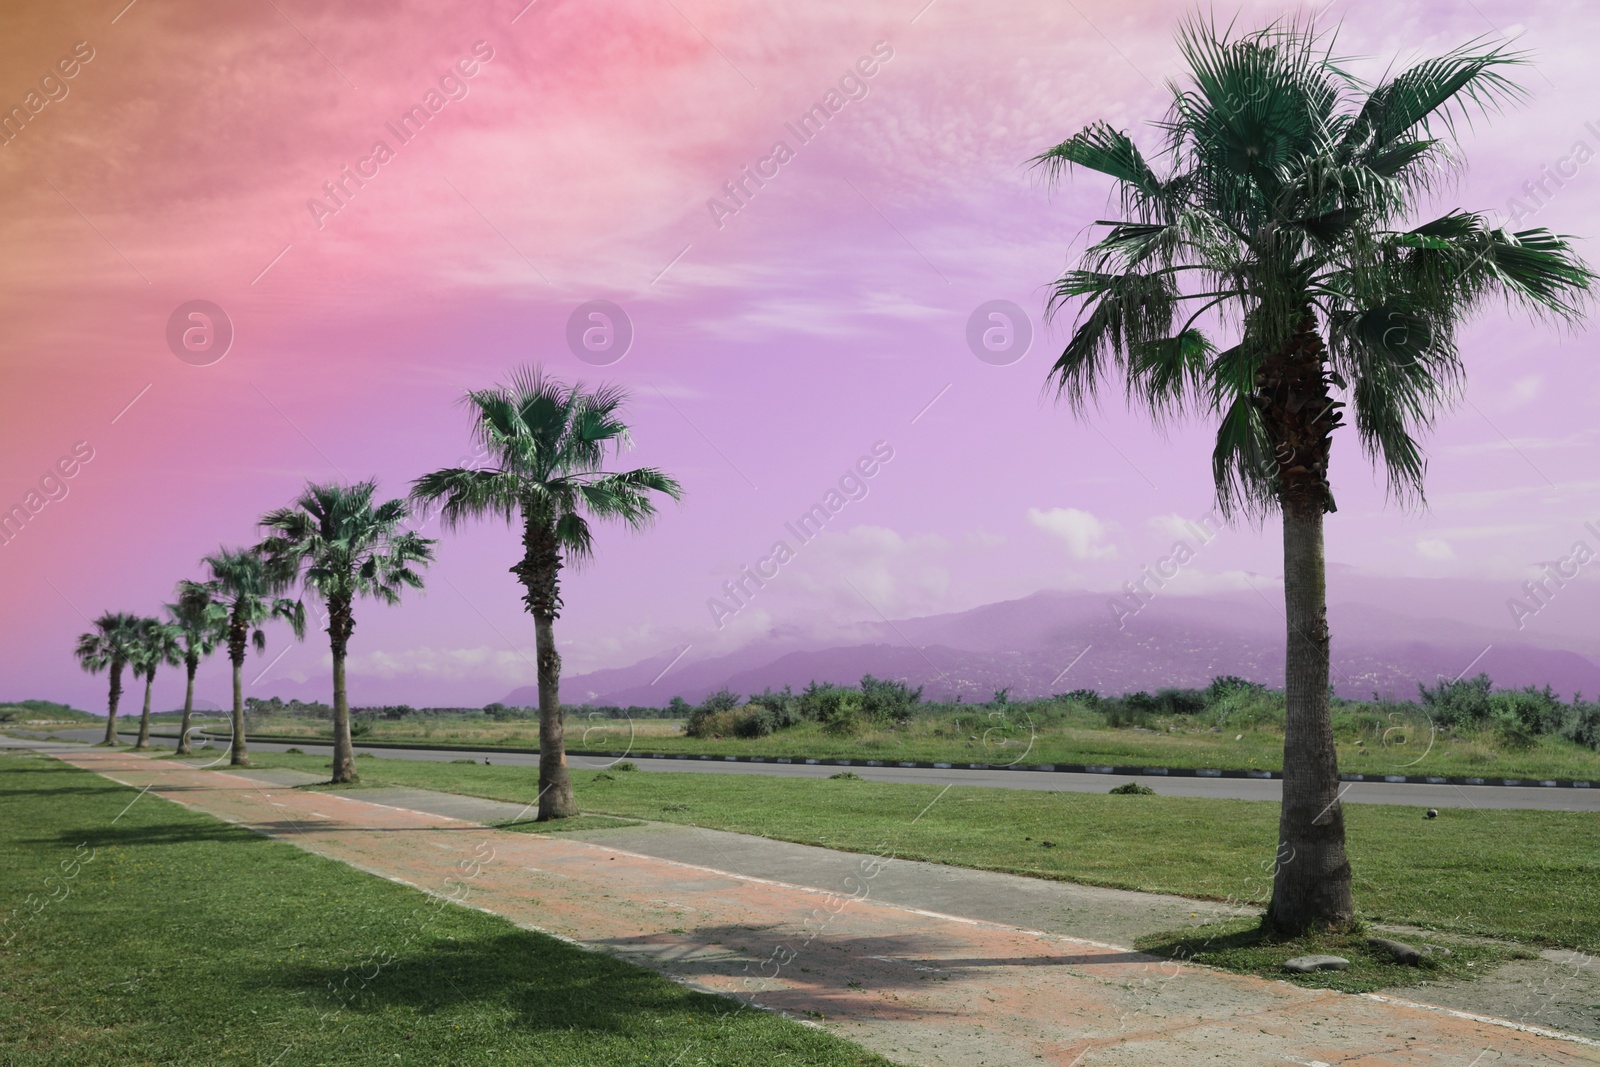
[128,618,181,750]
[412,366,682,820]
[194,546,306,766]
[167,585,228,756]
[1032,17,1593,932]
[260,480,435,784]
[74,612,143,746]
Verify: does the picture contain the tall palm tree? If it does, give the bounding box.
[195,546,306,766]
[167,585,228,756]
[1032,18,1592,932]
[411,366,682,820]
[260,481,434,784]
[128,618,181,751]
[74,612,143,746]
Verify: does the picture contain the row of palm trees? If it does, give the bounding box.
[76,368,680,816]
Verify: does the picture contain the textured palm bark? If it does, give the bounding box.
[1259,311,1355,933]
[328,594,358,784]
[100,659,124,746]
[516,517,577,820]
[134,671,154,749]
[175,657,197,755]
[228,618,250,767]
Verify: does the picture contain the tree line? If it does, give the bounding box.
[74,368,679,817]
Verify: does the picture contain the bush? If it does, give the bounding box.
[822,698,865,736]
[796,682,853,723]
[859,675,923,723]
[733,707,776,738]
[747,686,804,729]
[685,708,741,739]
[1418,673,1494,729]
[684,689,742,737]
[1558,700,1600,749]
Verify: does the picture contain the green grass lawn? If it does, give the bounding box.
[241,752,1600,953]
[206,708,1600,782]
[0,751,893,1067]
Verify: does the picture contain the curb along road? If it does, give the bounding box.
[173,731,1592,790]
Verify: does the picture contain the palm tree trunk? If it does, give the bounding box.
[534,609,576,820]
[518,518,576,820]
[135,671,154,749]
[329,596,356,784]
[101,659,124,745]
[1268,501,1354,932]
[230,651,249,767]
[1262,310,1353,934]
[176,657,197,756]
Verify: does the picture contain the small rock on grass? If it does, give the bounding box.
[1368,936,1428,965]
[1284,955,1348,973]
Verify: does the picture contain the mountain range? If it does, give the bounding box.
[508,573,1600,707]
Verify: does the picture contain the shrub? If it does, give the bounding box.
[734,707,777,738]
[1206,675,1265,701]
[685,689,743,737]
[822,698,865,736]
[796,681,854,723]
[859,675,923,723]
[685,708,741,739]
[1418,673,1493,729]
[1558,700,1600,749]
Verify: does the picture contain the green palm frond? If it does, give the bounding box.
[413,365,683,575]
[260,479,436,623]
[1032,16,1592,517]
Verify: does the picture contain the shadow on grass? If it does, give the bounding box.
[29,821,267,848]
[266,929,758,1035]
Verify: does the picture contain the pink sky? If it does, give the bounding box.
[3,0,1600,711]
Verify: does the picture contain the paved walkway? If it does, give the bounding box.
[43,748,1599,1066]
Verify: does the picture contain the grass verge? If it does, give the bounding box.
[0,751,892,1066]
[1134,917,1535,993]
[232,752,1600,953]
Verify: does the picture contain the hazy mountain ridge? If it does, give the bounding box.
[517,587,1600,707]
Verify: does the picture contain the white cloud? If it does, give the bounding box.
[344,646,537,684]
[1416,538,1456,561]
[1029,506,1116,559]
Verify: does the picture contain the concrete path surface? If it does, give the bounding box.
[43,749,1599,1067]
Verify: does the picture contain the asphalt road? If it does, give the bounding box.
[18,726,1600,811]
